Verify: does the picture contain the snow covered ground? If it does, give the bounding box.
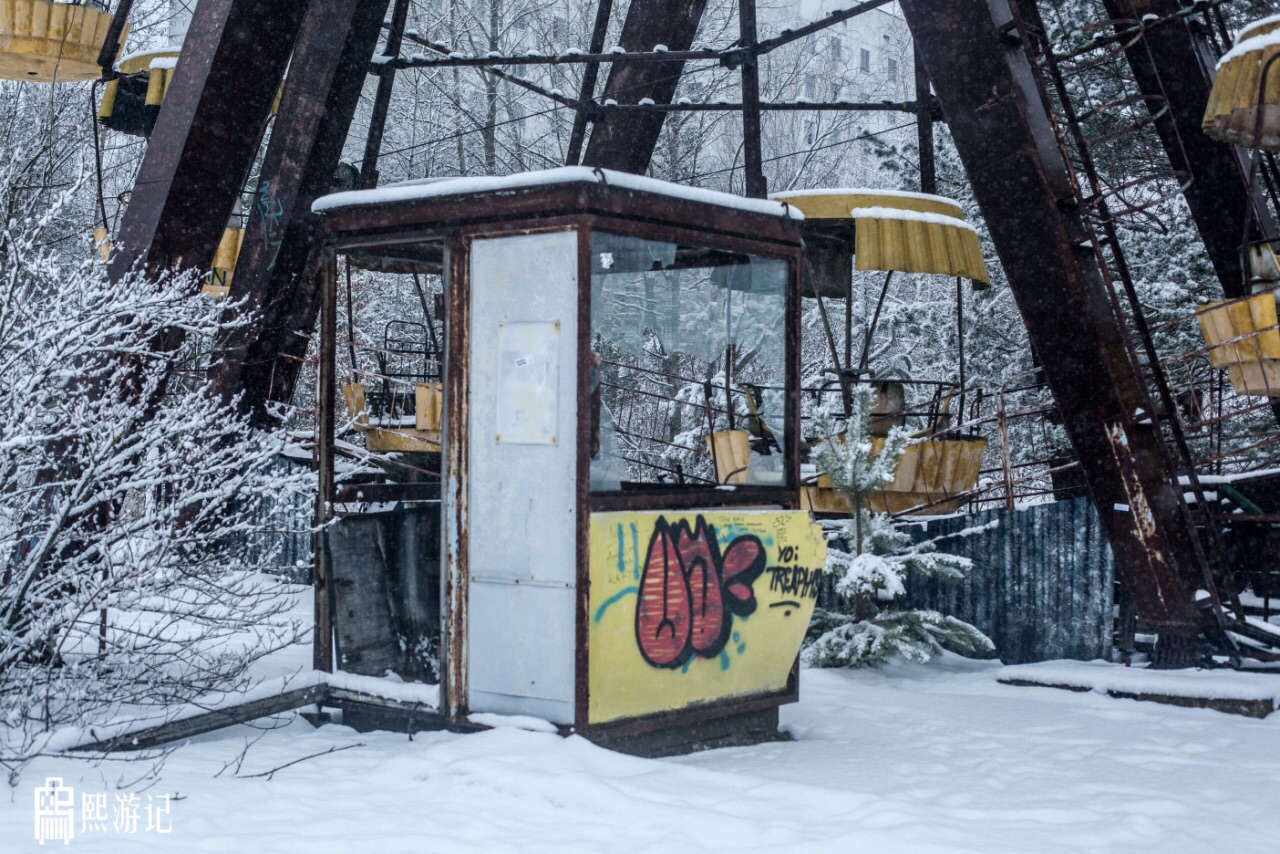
[5,652,1280,852]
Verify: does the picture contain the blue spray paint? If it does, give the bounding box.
[593,586,638,623]
[630,522,640,580]
[616,524,626,575]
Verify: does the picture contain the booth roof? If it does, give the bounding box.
[312,166,804,220]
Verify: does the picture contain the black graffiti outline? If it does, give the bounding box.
[634,515,766,669]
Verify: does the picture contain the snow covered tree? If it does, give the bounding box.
[803,384,993,668]
[0,163,311,782]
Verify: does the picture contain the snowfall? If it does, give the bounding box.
[6,596,1280,852]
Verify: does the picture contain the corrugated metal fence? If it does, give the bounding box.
[902,496,1115,664]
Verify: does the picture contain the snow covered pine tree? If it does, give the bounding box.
[803,385,993,668]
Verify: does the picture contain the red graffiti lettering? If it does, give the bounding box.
[635,516,766,669]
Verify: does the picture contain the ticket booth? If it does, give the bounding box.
[311,167,827,754]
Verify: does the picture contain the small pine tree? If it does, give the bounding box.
[803,385,994,668]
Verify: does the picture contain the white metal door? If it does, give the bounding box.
[464,230,578,724]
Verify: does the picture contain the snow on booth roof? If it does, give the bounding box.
[311,166,804,220]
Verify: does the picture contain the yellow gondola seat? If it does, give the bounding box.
[0,0,119,82]
[97,46,178,137]
[802,434,988,517]
[341,382,443,454]
[1204,14,1280,149]
[1196,292,1280,397]
[772,188,990,288]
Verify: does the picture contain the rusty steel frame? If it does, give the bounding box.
[131,0,902,417]
[565,0,615,164]
[580,0,713,173]
[1018,0,1244,636]
[736,0,766,197]
[360,0,412,189]
[106,0,310,284]
[315,246,337,672]
[897,0,1209,641]
[314,178,804,736]
[210,0,392,423]
[1099,0,1277,299]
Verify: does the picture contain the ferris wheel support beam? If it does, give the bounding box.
[208,0,392,420]
[580,0,712,173]
[106,0,310,284]
[898,0,1209,655]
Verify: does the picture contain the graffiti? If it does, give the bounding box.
[589,510,826,723]
[256,179,286,270]
[766,565,823,601]
[635,515,766,669]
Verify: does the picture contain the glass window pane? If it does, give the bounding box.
[589,231,789,491]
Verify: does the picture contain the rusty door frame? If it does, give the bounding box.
[569,216,804,735]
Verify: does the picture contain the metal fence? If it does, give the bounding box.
[902,496,1115,665]
[243,456,313,583]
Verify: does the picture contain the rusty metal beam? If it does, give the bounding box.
[898,0,1206,633]
[581,0,711,173]
[1102,0,1276,298]
[738,0,766,197]
[209,0,391,420]
[107,0,310,283]
[914,47,936,194]
[360,0,411,189]
[566,0,614,165]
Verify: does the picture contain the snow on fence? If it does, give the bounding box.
[241,456,313,582]
[901,496,1115,664]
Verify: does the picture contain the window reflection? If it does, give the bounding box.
[589,231,789,491]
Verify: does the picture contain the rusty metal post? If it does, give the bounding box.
[208,0,391,420]
[581,0,711,173]
[443,234,470,723]
[95,0,135,75]
[998,390,1015,510]
[914,46,936,195]
[565,0,614,165]
[107,0,310,283]
[738,0,767,198]
[898,0,1207,637]
[314,247,337,672]
[360,0,411,189]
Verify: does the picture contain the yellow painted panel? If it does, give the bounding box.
[414,383,443,431]
[117,47,178,75]
[588,509,826,724]
[97,78,118,119]
[364,427,442,453]
[1197,293,1280,368]
[144,66,166,107]
[706,429,750,484]
[1227,360,1280,397]
[92,226,109,262]
[854,215,989,282]
[341,383,368,428]
[772,189,989,282]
